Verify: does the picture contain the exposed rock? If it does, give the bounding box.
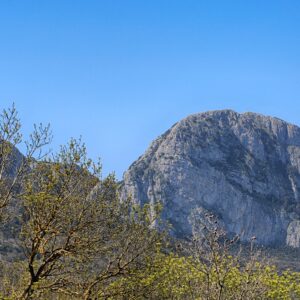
[0,141,25,179]
[122,110,300,247]
[0,143,25,260]
[287,220,300,248]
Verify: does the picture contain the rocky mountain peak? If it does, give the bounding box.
[122,110,300,247]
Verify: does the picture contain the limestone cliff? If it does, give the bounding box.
[122,110,300,247]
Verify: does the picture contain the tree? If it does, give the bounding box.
[0,103,51,221]
[106,213,300,300]
[0,136,163,299]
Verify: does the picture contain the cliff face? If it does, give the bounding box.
[122,110,300,247]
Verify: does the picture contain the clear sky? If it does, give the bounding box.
[1,1,300,178]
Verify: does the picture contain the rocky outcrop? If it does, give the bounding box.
[0,143,25,260]
[0,142,25,179]
[287,221,300,248]
[122,110,300,247]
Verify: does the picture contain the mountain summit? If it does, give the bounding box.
[122,110,300,248]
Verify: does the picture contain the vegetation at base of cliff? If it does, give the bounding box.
[0,104,300,299]
[105,254,300,300]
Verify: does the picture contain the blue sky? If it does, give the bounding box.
[1,1,300,178]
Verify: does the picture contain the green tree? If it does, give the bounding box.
[106,214,300,300]
[0,137,162,299]
[0,103,51,221]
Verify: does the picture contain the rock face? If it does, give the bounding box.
[0,143,25,260]
[122,110,300,248]
[0,142,25,179]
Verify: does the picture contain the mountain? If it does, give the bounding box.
[0,142,25,260]
[122,110,300,248]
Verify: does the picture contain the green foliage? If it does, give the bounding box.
[102,213,300,299]
[105,253,300,300]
